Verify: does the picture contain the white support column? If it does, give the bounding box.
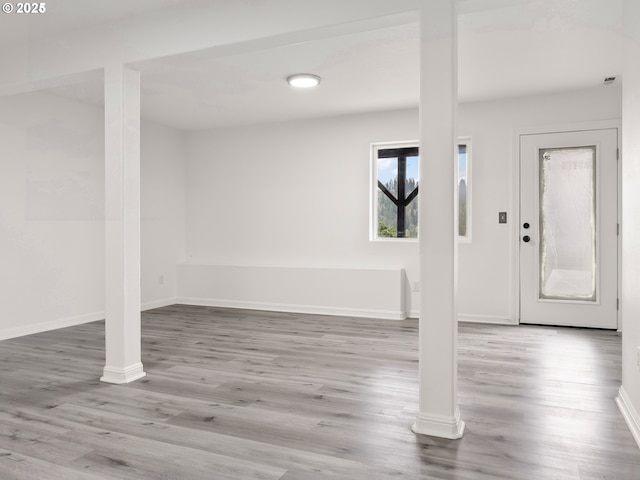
[101,64,146,384]
[412,0,464,439]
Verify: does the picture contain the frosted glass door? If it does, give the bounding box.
[519,129,618,329]
[539,146,596,301]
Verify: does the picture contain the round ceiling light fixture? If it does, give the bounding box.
[287,73,321,88]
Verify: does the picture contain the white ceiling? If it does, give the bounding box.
[135,21,421,130]
[458,0,623,102]
[8,0,624,131]
[0,0,198,46]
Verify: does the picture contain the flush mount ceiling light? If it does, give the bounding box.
[287,73,321,88]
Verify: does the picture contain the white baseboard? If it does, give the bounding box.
[408,312,516,324]
[458,313,517,325]
[0,298,178,342]
[0,303,517,342]
[616,386,640,450]
[142,298,177,311]
[0,311,105,341]
[176,297,407,321]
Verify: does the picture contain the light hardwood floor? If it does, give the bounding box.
[1,305,639,479]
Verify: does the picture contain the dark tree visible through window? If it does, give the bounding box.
[458,144,467,237]
[377,146,419,238]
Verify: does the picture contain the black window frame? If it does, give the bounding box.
[377,146,419,238]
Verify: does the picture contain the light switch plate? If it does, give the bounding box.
[499,212,507,224]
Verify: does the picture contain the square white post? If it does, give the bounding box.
[101,64,146,384]
[412,0,464,439]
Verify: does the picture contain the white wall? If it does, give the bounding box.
[457,86,622,322]
[141,121,186,309]
[177,264,405,319]
[618,0,640,448]
[0,91,105,338]
[185,109,419,316]
[184,87,621,321]
[0,90,186,340]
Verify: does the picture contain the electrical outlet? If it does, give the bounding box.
[412,282,420,292]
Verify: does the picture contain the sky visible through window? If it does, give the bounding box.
[379,155,464,185]
[378,156,419,186]
[458,148,467,182]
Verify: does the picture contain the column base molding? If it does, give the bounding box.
[100,362,146,384]
[411,408,465,439]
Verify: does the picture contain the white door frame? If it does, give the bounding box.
[512,120,622,330]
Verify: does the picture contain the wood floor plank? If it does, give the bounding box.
[0,305,639,479]
[61,426,287,480]
[0,448,109,480]
[49,402,407,479]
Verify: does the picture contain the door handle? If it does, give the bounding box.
[523,235,531,243]
[523,222,530,229]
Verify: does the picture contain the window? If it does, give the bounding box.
[458,138,472,241]
[371,142,419,239]
[370,139,471,241]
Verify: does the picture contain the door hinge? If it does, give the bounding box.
[617,298,620,310]
[617,223,620,235]
[617,148,620,160]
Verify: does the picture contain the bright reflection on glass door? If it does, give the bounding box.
[539,146,596,301]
